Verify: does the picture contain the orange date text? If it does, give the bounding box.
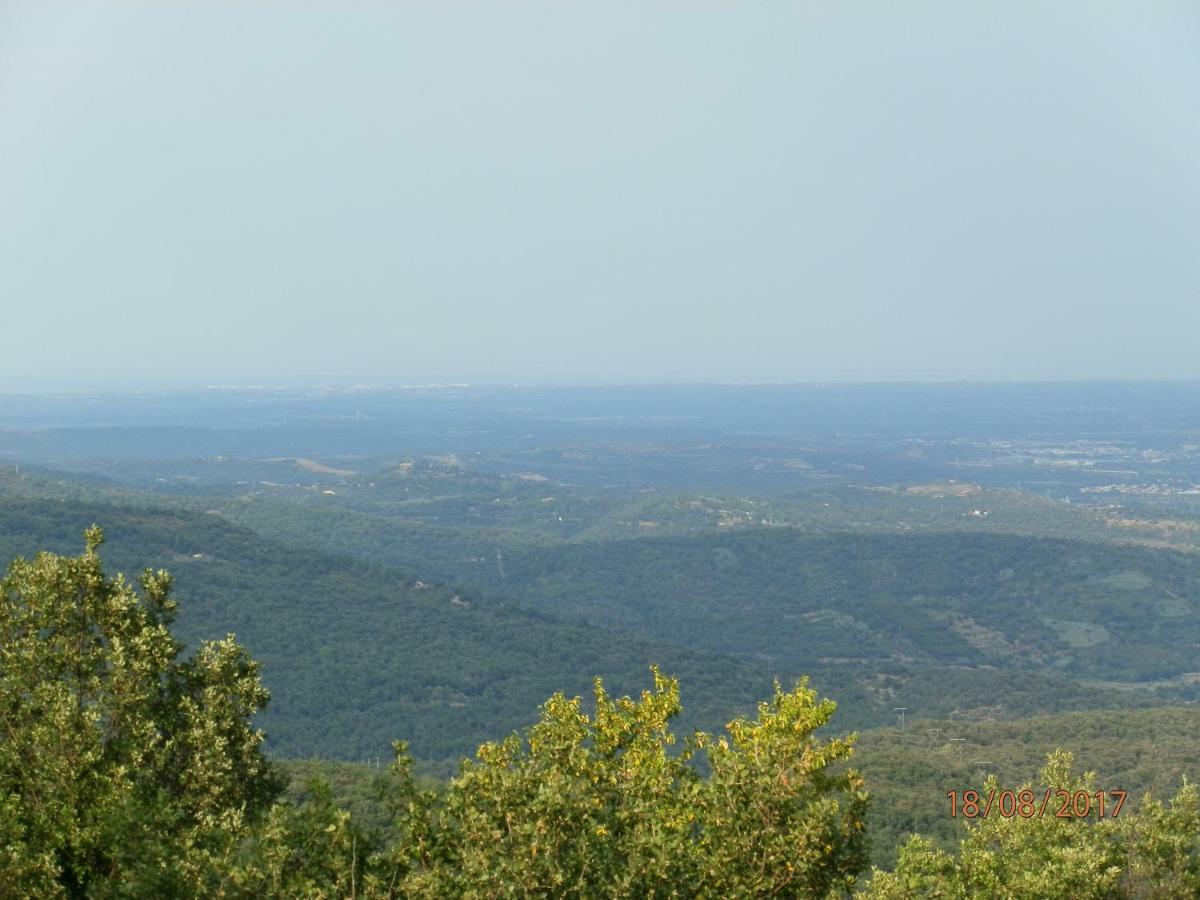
[946,788,1127,819]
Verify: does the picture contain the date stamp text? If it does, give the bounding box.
[946,788,1127,819]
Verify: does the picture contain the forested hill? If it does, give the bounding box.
[0,497,773,767]
[478,529,1200,683]
[0,489,1173,764]
[5,520,1197,896]
[216,495,1200,686]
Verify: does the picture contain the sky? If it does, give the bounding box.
[1,1,1199,391]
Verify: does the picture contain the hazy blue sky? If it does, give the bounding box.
[2,2,1198,390]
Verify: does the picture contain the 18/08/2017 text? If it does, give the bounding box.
[947,788,1127,819]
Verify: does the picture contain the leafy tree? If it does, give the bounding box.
[0,528,280,896]
[219,778,369,898]
[1121,777,1200,897]
[371,669,868,897]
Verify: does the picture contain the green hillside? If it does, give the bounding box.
[239,507,1200,687]
[217,467,1200,557]
[0,498,772,769]
[210,470,1200,688]
[1,491,1161,769]
[6,462,1184,763]
[471,529,1200,683]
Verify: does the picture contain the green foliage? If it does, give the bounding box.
[370,671,867,898]
[1123,777,1200,896]
[217,778,370,899]
[695,682,868,896]
[0,528,280,895]
[863,751,1200,899]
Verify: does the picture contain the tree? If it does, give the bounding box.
[372,669,869,897]
[0,528,280,896]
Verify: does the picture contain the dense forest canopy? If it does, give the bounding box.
[3,490,1190,765]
